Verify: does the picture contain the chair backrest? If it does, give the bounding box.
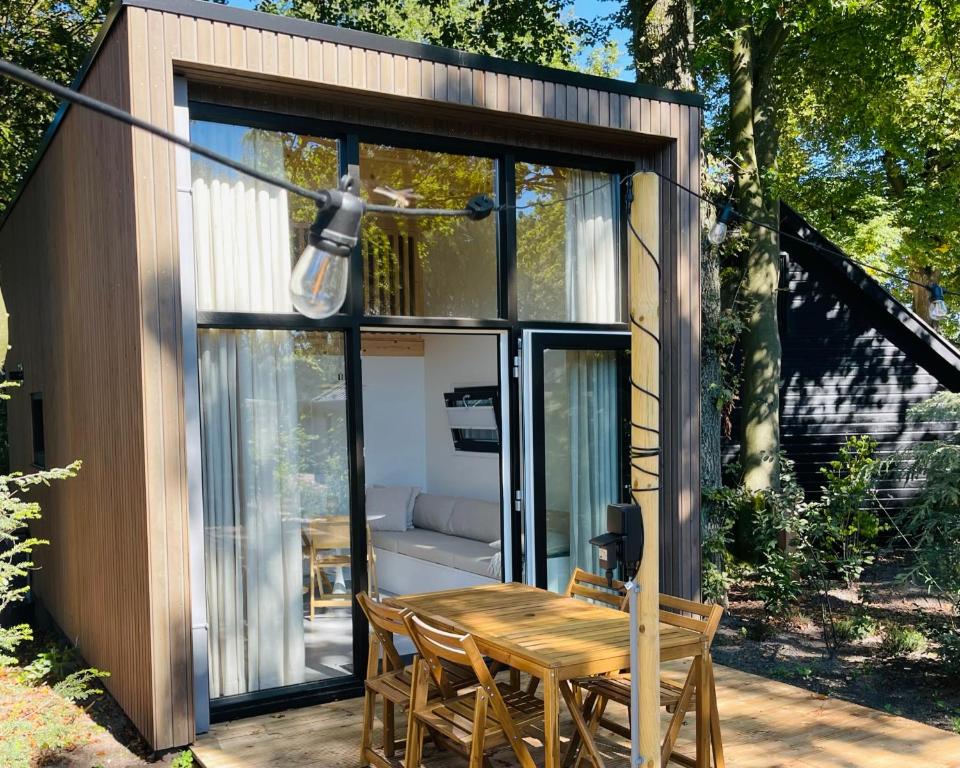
[658,593,724,647]
[565,567,627,610]
[356,591,407,675]
[403,612,495,700]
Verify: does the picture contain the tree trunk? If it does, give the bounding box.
[629,0,695,91]
[700,224,723,494]
[910,267,936,323]
[730,22,782,492]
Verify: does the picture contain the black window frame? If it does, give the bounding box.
[30,392,45,469]
[187,100,632,721]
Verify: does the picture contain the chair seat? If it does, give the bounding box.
[367,661,479,706]
[415,682,542,752]
[572,674,686,708]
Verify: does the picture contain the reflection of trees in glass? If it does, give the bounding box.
[359,145,497,316]
[516,163,568,318]
[267,331,350,521]
[280,134,339,252]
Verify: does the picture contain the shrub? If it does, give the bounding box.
[893,393,960,614]
[803,435,881,588]
[832,612,878,645]
[879,624,928,658]
[933,624,960,677]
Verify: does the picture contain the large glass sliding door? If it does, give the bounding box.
[199,329,353,698]
[522,332,629,591]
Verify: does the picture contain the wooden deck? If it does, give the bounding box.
[192,664,960,768]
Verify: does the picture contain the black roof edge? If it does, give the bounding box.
[0,0,703,232]
[123,0,704,108]
[779,201,960,392]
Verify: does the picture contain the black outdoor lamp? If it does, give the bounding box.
[289,174,496,319]
[708,197,735,245]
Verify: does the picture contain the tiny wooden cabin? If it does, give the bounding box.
[0,0,702,750]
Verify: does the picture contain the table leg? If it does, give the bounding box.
[696,652,710,768]
[543,670,561,768]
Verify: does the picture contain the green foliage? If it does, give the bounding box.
[0,0,112,215]
[934,626,960,678]
[19,644,108,702]
[701,484,738,603]
[0,458,81,666]
[171,750,196,768]
[893,395,960,612]
[832,611,877,645]
[878,624,928,659]
[254,0,601,68]
[804,436,881,588]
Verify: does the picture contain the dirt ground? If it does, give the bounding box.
[711,558,960,734]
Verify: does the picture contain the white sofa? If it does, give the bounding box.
[371,493,502,595]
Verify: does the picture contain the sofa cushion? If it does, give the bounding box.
[372,528,497,578]
[366,486,416,531]
[447,498,501,544]
[412,494,457,533]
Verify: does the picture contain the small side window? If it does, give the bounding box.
[443,385,500,453]
[31,392,45,468]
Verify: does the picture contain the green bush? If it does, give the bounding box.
[933,624,960,677]
[879,624,928,658]
[832,612,878,645]
[894,393,960,614]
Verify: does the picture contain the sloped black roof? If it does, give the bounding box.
[779,202,960,392]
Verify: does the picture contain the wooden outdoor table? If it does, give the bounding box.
[390,582,711,768]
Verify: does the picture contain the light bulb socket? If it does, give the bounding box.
[928,283,946,303]
[308,174,364,257]
[716,199,735,225]
[465,194,496,220]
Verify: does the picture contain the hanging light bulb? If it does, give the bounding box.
[290,175,364,319]
[708,199,734,245]
[928,283,949,321]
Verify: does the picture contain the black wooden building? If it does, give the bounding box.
[727,204,960,510]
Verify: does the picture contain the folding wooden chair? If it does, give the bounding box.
[403,612,544,768]
[356,592,476,767]
[526,567,628,697]
[565,567,628,610]
[568,595,725,768]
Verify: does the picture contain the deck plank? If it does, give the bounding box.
[192,664,960,768]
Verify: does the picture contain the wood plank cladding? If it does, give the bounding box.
[360,333,425,357]
[0,12,162,746]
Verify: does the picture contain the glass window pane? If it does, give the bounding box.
[190,121,339,314]
[542,347,621,592]
[360,144,497,318]
[199,328,352,699]
[516,164,619,322]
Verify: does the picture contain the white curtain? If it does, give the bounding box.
[193,131,306,698]
[566,350,619,575]
[564,170,617,323]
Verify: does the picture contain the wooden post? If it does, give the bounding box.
[630,172,661,767]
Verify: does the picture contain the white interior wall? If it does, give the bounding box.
[423,334,500,502]
[360,355,427,490]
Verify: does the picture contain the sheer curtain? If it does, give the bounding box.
[566,350,619,575]
[193,131,306,698]
[564,170,617,323]
[563,170,619,575]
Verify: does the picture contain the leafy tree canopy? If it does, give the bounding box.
[0,0,111,214]
[694,0,960,337]
[254,0,603,69]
